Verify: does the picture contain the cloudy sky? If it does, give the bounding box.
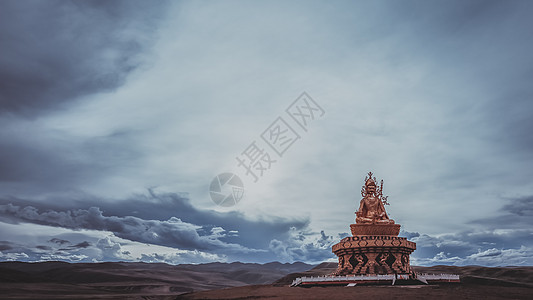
[1,0,532,266]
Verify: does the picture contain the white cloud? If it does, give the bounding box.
[269,228,336,264]
[412,246,533,267]
[465,246,533,266]
[0,252,29,261]
[0,221,229,264]
[139,251,226,265]
[0,204,259,254]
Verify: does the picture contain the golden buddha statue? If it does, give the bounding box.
[355,172,394,224]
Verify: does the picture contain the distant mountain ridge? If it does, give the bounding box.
[0,261,314,299]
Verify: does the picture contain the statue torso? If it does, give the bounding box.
[364,195,380,212]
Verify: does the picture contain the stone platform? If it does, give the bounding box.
[290,273,460,287]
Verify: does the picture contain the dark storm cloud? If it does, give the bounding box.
[0,203,257,253]
[35,245,52,251]
[388,0,511,34]
[0,190,311,261]
[0,128,139,187]
[0,0,168,116]
[72,241,91,248]
[0,241,13,251]
[390,0,533,157]
[0,190,310,253]
[502,196,533,218]
[339,0,533,173]
[103,190,311,252]
[48,238,70,245]
[472,195,533,227]
[0,0,166,194]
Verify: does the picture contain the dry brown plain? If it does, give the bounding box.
[1,261,532,299]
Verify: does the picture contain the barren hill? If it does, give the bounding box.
[0,261,313,299]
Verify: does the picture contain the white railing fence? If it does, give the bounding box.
[291,273,460,286]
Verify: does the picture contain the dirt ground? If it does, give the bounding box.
[176,283,533,300]
[2,262,532,299]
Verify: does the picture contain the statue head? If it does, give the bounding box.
[365,178,376,195]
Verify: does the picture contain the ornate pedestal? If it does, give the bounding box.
[332,225,416,275]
